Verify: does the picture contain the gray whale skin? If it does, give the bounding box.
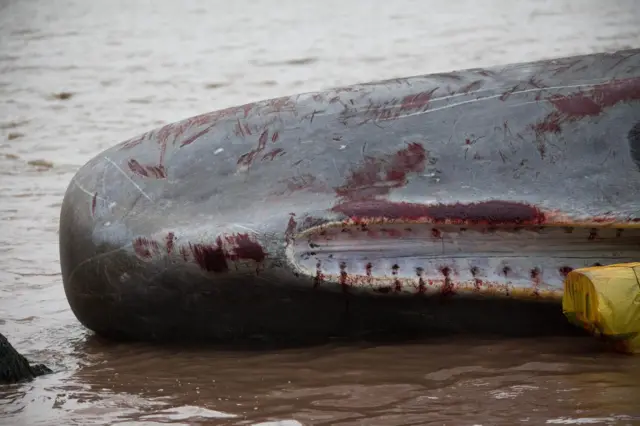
[59,49,640,343]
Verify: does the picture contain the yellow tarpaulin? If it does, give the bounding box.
[563,262,640,354]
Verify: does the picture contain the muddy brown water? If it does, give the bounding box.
[2,0,640,424]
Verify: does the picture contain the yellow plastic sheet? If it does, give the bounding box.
[563,262,640,354]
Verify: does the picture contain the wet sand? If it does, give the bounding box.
[1,0,640,424]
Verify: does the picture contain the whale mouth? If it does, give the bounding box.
[290,222,640,299]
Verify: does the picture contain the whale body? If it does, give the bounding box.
[59,49,640,343]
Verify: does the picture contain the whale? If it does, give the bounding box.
[59,48,640,343]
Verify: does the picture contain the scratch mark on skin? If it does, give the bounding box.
[104,156,152,202]
[607,51,640,74]
[330,78,612,127]
[101,165,108,203]
[332,158,342,179]
[92,191,98,214]
[232,224,259,234]
[179,124,217,147]
[371,80,613,122]
[73,179,109,202]
[66,241,133,289]
[103,265,122,302]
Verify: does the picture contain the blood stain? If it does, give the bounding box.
[190,243,228,273]
[332,200,546,225]
[559,266,573,277]
[166,232,175,254]
[91,192,97,215]
[133,237,160,260]
[334,142,427,201]
[127,159,166,179]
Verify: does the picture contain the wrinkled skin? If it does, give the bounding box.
[0,332,52,384]
[59,48,640,343]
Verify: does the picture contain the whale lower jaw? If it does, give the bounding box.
[289,223,640,299]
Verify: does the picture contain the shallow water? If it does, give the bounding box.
[1,0,640,424]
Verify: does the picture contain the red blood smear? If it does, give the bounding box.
[179,125,215,147]
[173,103,256,148]
[532,112,562,136]
[400,89,438,111]
[127,159,166,179]
[166,232,175,254]
[331,200,546,225]
[228,234,266,263]
[530,77,640,158]
[127,159,148,177]
[222,234,267,262]
[91,193,97,215]
[559,266,573,277]
[314,261,324,288]
[179,246,189,261]
[473,279,483,290]
[470,267,483,290]
[119,132,148,150]
[284,214,297,244]
[133,237,160,260]
[339,261,348,288]
[190,243,228,273]
[122,110,220,151]
[335,142,427,200]
[234,120,247,137]
[365,263,373,277]
[549,93,602,117]
[261,148,285,161]
[237,130,271,167]
[530,267,540,279]
[533,77,640,136]
[530,267,541,294]
[391,264,402,292]
[440,266,455,296]
[418,278,427,294]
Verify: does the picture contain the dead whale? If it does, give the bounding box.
[59,48,640,343]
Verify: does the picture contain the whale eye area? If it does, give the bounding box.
[629,121,640,170]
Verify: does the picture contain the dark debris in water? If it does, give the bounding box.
[204,82,228,89]
[51,92,73,100]
[27,159,54,169]
[7,132,24,140]
[0,120,29,130]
